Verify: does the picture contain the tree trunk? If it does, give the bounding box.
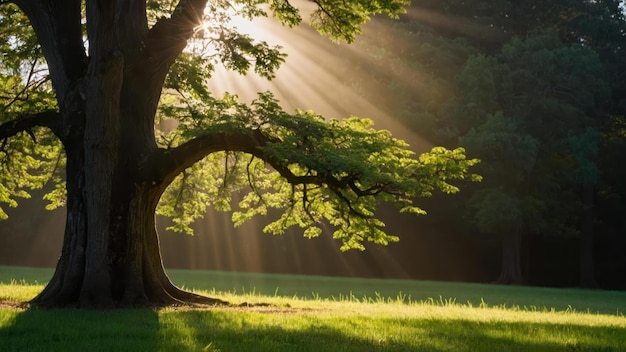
[579,184,597,288]
[33,170,225,308]
[32,140,87,306]
[495,219,525,285]
[32,72,225,309]
[19,0,218,308]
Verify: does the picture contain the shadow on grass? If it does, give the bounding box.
[1,307,624,351]
[0,308,160,352]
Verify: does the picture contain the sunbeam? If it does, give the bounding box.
[159,8,439,279]
[204,15,432,149]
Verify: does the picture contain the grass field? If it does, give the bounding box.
[0,266,625,351]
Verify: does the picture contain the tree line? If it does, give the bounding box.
[337,0,626,288]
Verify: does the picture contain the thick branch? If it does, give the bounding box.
[117,0,208,136]
[0,110,61,143]
[148,128,379,209]
[144,0,208,79]
[146,131,298,194]
[149,129,269,186]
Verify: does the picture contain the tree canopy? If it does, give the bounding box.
[0,0,480,249]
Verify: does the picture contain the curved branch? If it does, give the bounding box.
[145,128,315,187]
[154,125,391,186]
[158,129,265,182]
[0,110,61,145]
[146,127,398,222]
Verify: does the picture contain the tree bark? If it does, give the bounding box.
[33,160,227,307]
[32,141,87,306]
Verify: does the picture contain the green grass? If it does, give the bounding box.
[165,269,626,315]
[3,266,623,315]
[0,266,625,351]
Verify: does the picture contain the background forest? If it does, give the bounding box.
[1,0,625,290]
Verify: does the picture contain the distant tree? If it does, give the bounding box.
[413,0,626,118]
[0,0,479,307]
[595,115,626,289]
[330,1,626,287]
[448,31,609,284]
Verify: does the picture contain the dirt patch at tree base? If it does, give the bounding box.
[160,301,322,314]
[0,300,29,310]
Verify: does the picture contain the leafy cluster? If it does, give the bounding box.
[248,112,480,251]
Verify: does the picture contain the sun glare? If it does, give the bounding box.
[190,5,275,55]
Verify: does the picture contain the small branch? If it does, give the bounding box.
[1,75,51,113]
[326,183,370,219]
[301,183,321,225]
[246,155,269,209]
[173,170,188,215]
[310,0,348,40]
[311,0,334,20]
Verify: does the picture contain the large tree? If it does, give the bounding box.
[0,0,479,307]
